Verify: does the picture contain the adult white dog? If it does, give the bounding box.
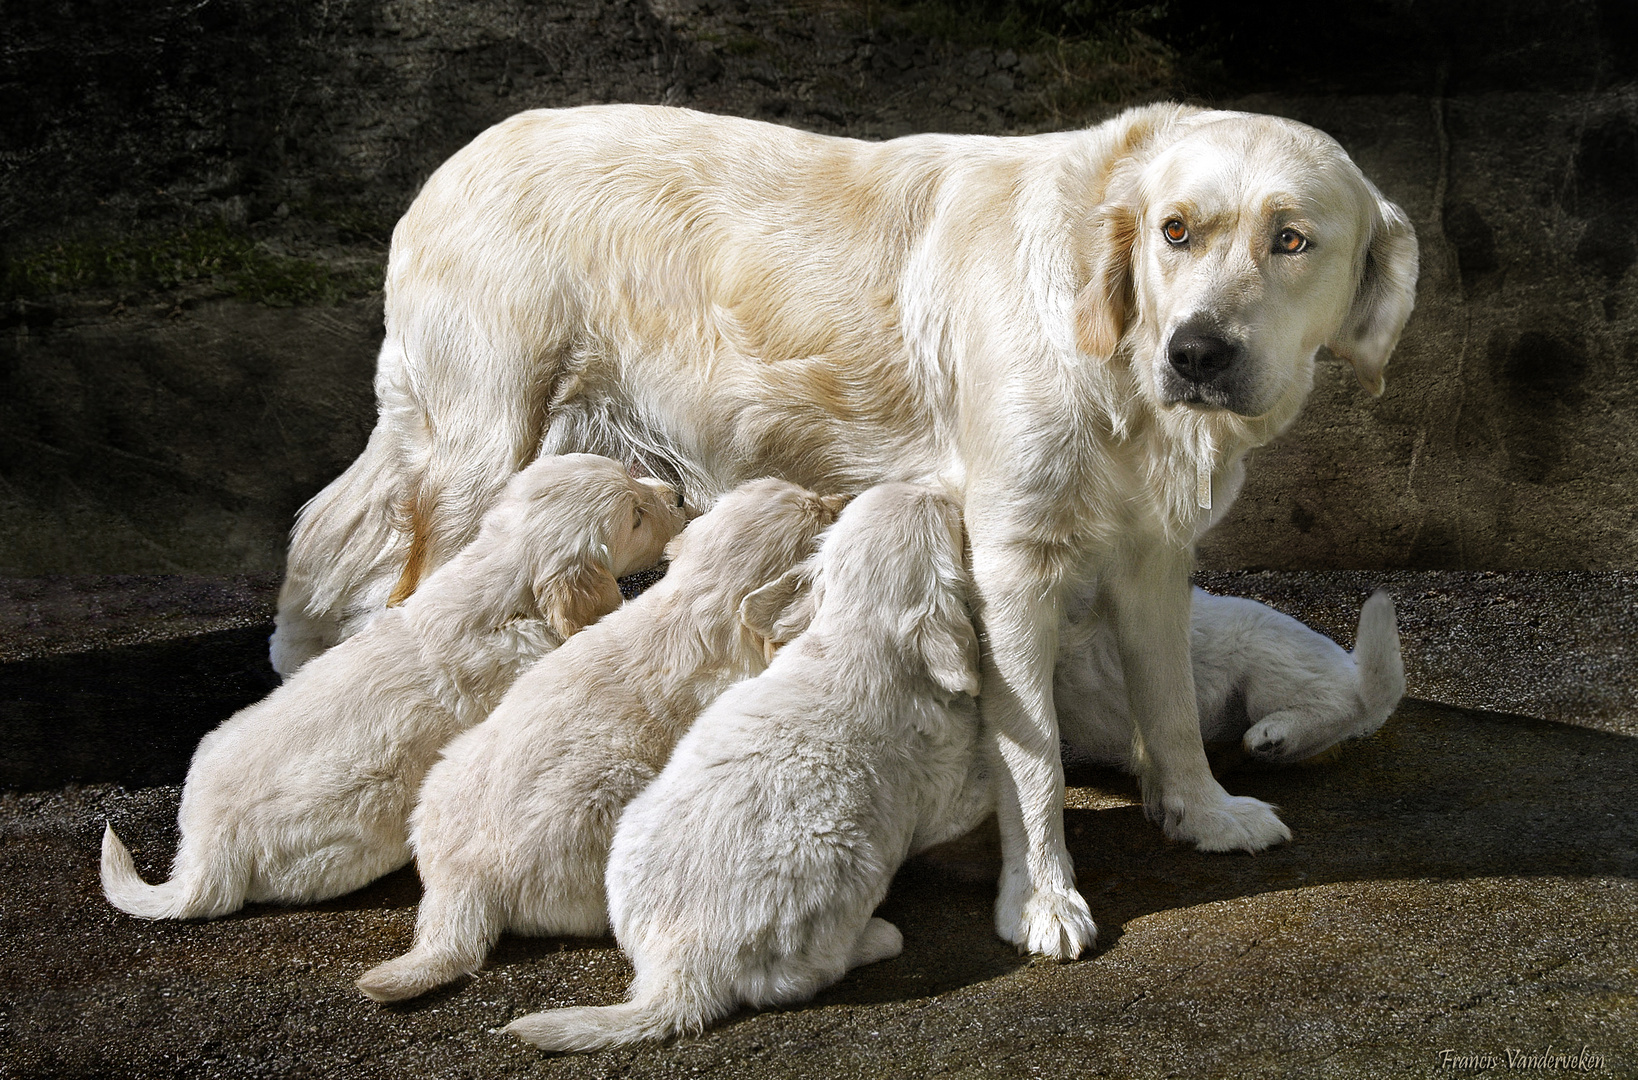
[271,102,1417,958]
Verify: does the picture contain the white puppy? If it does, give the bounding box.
[273,102,1419,958]
[506,483,990,1052]
[1057,588,1405,768]
[100,454,683,920]
[354,478,846,1002]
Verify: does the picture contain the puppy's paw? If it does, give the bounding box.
[1244,711,1337,763]
[996,877,1096,960]
[1161,792,1291,853]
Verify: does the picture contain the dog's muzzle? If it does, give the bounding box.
[1160,320,1253,412]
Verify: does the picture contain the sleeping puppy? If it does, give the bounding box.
[1057,589,1405,768]
[354,478,845,1003]
[100,454,682,921]
[506,482,991,1052]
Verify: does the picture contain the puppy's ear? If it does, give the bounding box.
[1327,191,1419,396]
[535,562,623,640]
[915,599,982,699]
[739,564,821,648]
[1074,204,1137,359]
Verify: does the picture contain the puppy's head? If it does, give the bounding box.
[493,453,686,639]
[797,483,980,699]
[659,477,845,649]
[1076,110,1418,419]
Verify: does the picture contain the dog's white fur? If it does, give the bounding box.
[507,483,991,1052]
[354,478,844,1002]
[100,455,682,920]
[1057,588,1405,768]
[270,103,1418,957]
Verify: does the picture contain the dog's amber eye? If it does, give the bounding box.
[1162,218,1188,245]
[1274,228,1308,254]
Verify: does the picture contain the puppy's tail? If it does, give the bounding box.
[1351,590,1406,737]
[100,824,247,921]
[505,972,719,1053]
[355,888,501,1002]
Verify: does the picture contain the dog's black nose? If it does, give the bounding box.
[1167,326,1241,383]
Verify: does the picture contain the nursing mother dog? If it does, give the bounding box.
[273,102,1418,959]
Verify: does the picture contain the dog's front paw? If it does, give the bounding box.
[1161,792,1291,853]
[995,877,1097,960]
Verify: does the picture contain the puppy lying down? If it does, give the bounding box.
[507,482,991,1052]
[355,478,845,1002]
[100,454,683,920]
[1057,588,1404,770]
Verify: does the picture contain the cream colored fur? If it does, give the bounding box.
[271,103,1418,958]
[507,483,991,1052]
[1057,588,1405,767]
[101,455,682,921]
[354,478,844,1002]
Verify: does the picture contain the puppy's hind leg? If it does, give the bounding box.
[846,917,903,969]
[356,884,502,1002]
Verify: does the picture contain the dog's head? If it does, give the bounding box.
[650,477,844,652]
[1076,110,1419,419]
[490,453,686,639]
[776,482,980,699]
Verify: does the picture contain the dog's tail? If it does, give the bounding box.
[355,887,502,1002]
[1351,590,1406,737]
[505,970,721,1053]
[100,824,248,921]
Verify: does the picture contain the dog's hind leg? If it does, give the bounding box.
[846,917,904,969]
[275,323,558,675]
[272,417,408,677]
[355,883,503,1002]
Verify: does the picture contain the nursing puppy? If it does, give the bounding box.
[1057,589,1405,768]
[355,478,845,1002]
[100,455,682,920]
[507,483,990,1052]
[273,102,1419,958]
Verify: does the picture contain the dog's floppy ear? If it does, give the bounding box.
[535,561,623,641]
[915,596,981,699]
[1074,204,1138,359]
[739,563,822,650]
[1328,190,1419,396]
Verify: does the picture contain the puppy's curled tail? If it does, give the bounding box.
[355,889,501,1002]
[100,824,247,921]
[1351,590,1406,736]
[505,975,716,1053]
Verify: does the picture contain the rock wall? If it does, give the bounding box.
[3,0,1634,574]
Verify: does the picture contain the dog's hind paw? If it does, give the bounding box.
[996,879,1097,960]
[1161,792,1291,853]
[1244,710,1337,763]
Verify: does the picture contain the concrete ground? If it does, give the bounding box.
[1,572,1633,1078]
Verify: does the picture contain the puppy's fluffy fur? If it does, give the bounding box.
[273,102,1419,957]
[100,455,682,921]
[1057,589,1405,768]
[506,483,990,1052]
[355,478,845,1002]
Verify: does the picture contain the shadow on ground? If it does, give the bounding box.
[2,698,1632,1078]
